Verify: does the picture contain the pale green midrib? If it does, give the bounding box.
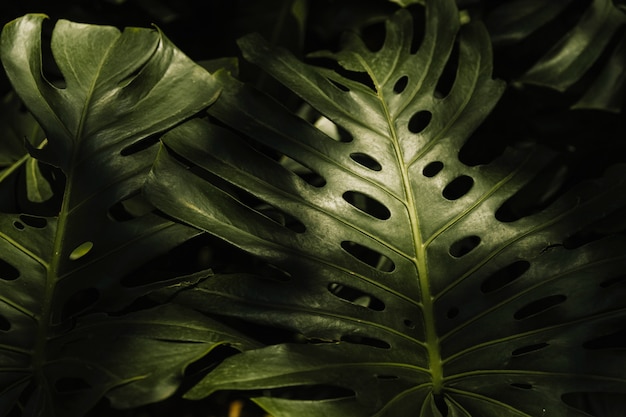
[356,56,444,394]
[32,41,116,379]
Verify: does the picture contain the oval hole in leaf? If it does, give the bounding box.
[377,374,399,380]
[108,193,154,222]
[0,259,20,281]
[55,377,91,393]
[343,191,391,220]
[600,274,626,288]
[449,235,480,258]
[514,294,567,320]
[583,329,626,350]
[408,111,432,133]
[442,175,474,200]
[446,307,459,319]
[510,383,533,390]
[328,283,385,311]
[281,155,326,187]
[481,260,531,293]
[341,335,390,349]
[13,221,24,230]
[120,134,160,156]
[511,342,549,357]
[394,75,409,94]
[0,314,10,331]
[341,241,395,272]
[62,287,99,320]
[350,153,382,171]
[18,215,47,228]
[423,161,443,177]
[69,241,94,261]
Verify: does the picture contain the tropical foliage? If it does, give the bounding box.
[1,0,625,416]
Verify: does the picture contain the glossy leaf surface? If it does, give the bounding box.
[0,15,231,416]
[146,1,626,416]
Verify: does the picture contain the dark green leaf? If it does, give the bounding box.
[0,15,228,416]
[146,1,626,416]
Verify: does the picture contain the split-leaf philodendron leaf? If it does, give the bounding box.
[0,15,258,417]
[146,1,626,416]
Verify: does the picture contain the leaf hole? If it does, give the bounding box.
[341,241,395,272]
[423,161,444,177]
[328,283,385,311]
[69,241,94,261]
[341,335,390,349]
[328,78,350,92]
[408,4,426,53]
[0,259,20,281]
[481,260,531,293]
[408,111,432,133]
[511,342,550,357]
[18,215,47,228]
[108,193,154,222]
[403,319,415,329]
[54,377,91,394]
[350,153,382,171]
[435,40,459,98]
[434,393,449,416]
[280,155,326,187]
[120,134,160,156]
[446,307,459,319]
[514,294,567,320]
[257,203,307,234]
[495,162,568,222]
[442,175,474,200]
[510,383,533,390]
[600,274,626,288]
[313,116,353,142]
[584,329,626,350]
[376,374,399,380]
[343,191,391,220]
[61,287,99,321]
[449,235,480,258]
[0,314,10,331]
[361,21,386,52]
[394,75,409,94]
[13,221,24,230]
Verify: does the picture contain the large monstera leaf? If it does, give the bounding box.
[0,15,253,417]
[146,1,626,416]
[486,0,626,112]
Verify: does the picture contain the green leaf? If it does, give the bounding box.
[0,15,226,416]
[487,0,626,112]
[145,1,626,416]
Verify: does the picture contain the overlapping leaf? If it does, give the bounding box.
[486,0,626,112]
[0,15,247,416]
[145,1,626,416]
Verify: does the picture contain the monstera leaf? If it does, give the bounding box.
[0,15,255,416]
[145,1,626,416]
[486,0,626,112]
